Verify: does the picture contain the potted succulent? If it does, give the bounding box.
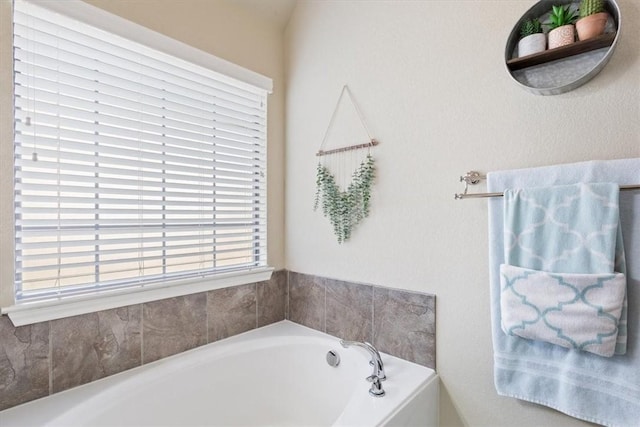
[576,0,610,41]
[517,18,546,57]
[546,4,578,49]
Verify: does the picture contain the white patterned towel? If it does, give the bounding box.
[500,182,627,357]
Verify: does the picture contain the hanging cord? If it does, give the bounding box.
[27,6,38,162]
[317,85,377,157]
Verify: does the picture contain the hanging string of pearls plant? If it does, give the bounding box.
[313,85,378,244]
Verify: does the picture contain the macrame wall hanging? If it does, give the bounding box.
[313,85,378,244]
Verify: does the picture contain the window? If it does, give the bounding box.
[8,0,271,317]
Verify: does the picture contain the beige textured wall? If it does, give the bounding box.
[284,1,639,426]
[0,0,14,306]
[0,0,286,304]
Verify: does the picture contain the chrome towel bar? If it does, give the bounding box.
[455,171,640,200]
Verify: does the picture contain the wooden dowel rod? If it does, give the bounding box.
[316,140,378,157]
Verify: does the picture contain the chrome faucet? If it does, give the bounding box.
[339,340,386,382]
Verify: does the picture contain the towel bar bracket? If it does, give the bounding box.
[456,171,486,199]
[460,171,485,186]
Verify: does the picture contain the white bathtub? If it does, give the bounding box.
[0,320,438,426]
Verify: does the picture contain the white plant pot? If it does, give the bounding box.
[517,33,546,57]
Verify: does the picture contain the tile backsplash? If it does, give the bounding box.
[51,306,142,393]
[0,270,286,411]
[0,269,435,411]
[288,271,436,369]
[143,293,207,364]
[0,319,49,411]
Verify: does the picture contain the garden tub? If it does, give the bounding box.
[0,320,438,426]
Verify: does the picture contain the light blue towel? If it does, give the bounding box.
[504,183,622,274]
[500,183,627,357]
[488,158,640,426]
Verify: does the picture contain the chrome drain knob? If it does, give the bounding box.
[326,350,340,367]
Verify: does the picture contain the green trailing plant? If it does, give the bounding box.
[520,18,543,39]
[313,155,375,244]
[547,4,578,29]
[579,0,606,18]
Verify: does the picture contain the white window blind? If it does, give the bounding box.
[13,0,269,305]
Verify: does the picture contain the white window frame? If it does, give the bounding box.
[2,0,273,326]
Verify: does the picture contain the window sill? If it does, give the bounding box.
[1,267,274,326]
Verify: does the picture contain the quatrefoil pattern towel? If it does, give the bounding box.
[500,182,627,357]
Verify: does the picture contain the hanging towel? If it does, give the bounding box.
[488,158,640,427]
[500,183,627,357]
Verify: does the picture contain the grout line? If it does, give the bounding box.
[140,303,145,365]
[286,270,290,320]
[255,282,258,329]
[323,277,327,333]
[204,291,213,344]
[48,320,53,395]
[205,291,210,344]
[371,286,375,345]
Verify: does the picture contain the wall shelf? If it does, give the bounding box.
[507,32,616,72]
[505,0,621,95]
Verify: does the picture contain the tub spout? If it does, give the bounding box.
[339,340,386,382]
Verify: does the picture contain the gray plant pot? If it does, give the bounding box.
[518,33,546,57]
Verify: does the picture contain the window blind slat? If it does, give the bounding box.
[14,94,265,143]
[14,146,263,178]
[14,73,266,130]
[18,241,267,262]
[16,170,263,191]
[13,13,264,104]
[15,85,265,139]
[17,232,266,251]
[15,109,265,151]
[17,183,266,200]
[17,222,267,236]
[13,0,269,304]
[20,253,267,286]
[16,206,266,217]
[15,137,265,174]
[20,249,269,276]
[15,128,265,167]
[15,159,264,183]
[17,195,265,209]
[13,51,264,119]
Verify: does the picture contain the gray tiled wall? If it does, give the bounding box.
[0,270,287,411]
[0,269,435,412]
[51,306,142,393]
[0,319,49,410]
[288,271,436,369]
